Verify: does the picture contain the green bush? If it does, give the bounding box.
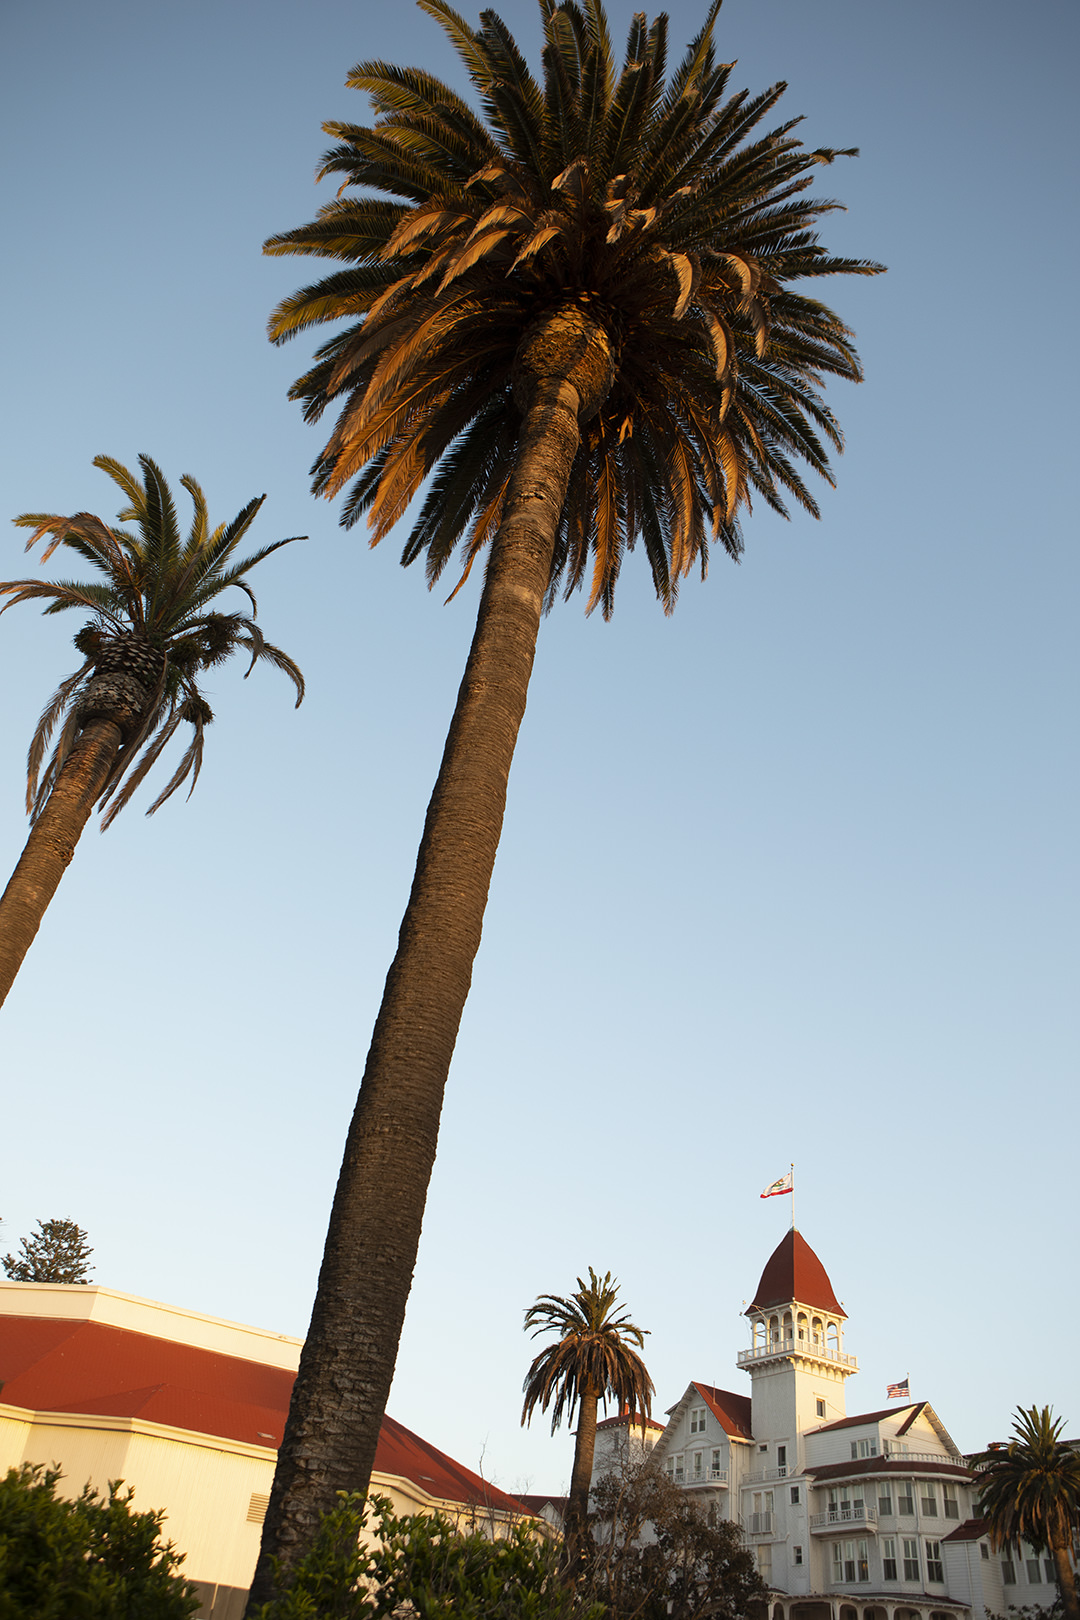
[0,1463,198,1619]
[253,1493,602,1620]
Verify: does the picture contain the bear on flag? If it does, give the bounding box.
[760,1172,793,1199]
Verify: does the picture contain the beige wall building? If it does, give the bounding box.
[0,1280,531,1619]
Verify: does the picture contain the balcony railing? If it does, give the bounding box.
[746,1513,774,1535]
[738,1337,858,1369]
[746,1466,791,1484]
[674,1468,729,1487]
[810,1506,878,1534]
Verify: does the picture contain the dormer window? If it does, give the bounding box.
[689,1406,707,1434]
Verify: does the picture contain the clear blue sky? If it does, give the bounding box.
[1,0,1077,1497]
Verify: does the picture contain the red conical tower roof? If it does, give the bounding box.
[745,1229,845,1318]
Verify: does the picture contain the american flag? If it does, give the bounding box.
[887,1378,911,1400]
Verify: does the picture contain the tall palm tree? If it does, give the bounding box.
[249,0,881,1600]
[522,1268,654,1568]
[972,1406,1080,1620]
[0,454,304,1008]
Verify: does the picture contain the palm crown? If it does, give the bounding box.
[2,454,304,828]
[973,1405,1080,1558]
[266,0,882,615]
[522,1266,654,1432]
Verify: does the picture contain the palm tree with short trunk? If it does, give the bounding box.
[522,1268,654,1570]
[972,1406,1080,1620]
[248,0,881,1600]
[0,454,304,1008]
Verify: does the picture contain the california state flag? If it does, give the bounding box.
[760,1172,793,1199]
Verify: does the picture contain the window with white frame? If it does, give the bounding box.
[850,1438,879,1459]
[882,1538,898,1581]
[690,1407,707,1434]
[816,1398,827,1418]
[920,1483,937,1515]
[943,1484,959,1519]
[1026,1559,1041,1583]
[777,1445,787,1474]
[897,1481,915,1515]
[1045,1560,1056,1583]
[903,1538,920,1580]
[980,1545,990,1561]
[793,1546,803,1566]
[1002,1560,1017,1585]
[757,1544,772,1582]
[878,1482,893,1516]
[692,1451,704,1481]
[790,1486,800,1505]
[711,1448,723,1479]
[674,1453,685,1483]
[833,1540,869,1583]
[926,1541,944,1582]
[665,1456,675,1479]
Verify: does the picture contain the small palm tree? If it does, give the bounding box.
[0,454,304,1008]
[522,1267,654,1567]
[972,1406,1080,1620]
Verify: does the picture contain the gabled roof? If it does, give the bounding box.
[0,1314,526,1516]
[661,1381,753,1442]
[746,1230,845,1318]
[694,1381,754,1440]
[944,1518,988,1543]
[812,1404,925,1434]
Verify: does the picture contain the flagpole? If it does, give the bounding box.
[790,1162,795,1231]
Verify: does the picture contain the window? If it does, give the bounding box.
[665,1457,675,1479]
[757,1545,772,1582]
[926,1541,944,1583]
[943,1485,959,1520]
[674,1453,685,1483]
[692,1451,704,1481]
[1026,1560,1041,1583]
[833,1540,870,1584]
[851,1439,879,1459]
[1002,1561,1016,1585]
[882,1539,898,1581]
[777,1444,787,1475]
[980,1545,990,1561]
[711,1448,723,1479]
[760,1443,769,1453]
[903,1539,920,1581]
[920,1484,937,1515]
[1045,1561,1056,1583]
[690,1407,707,1434]
[878,1484,893,1516]
[898,1482,915,1516]
[794,1546,803,1566]
[791,1486,800,1505]
[816,1399,827,1419]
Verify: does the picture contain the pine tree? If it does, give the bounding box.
[3,1218,94,1283]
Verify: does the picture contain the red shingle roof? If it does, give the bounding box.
[812,1404,924,1434]
[0,1316,526,1517]
[746,1230,845,1317]
[693,1383,753,1440]
[944,1518,988,1543]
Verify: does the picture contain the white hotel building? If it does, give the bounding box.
[595,1228,1068,1620]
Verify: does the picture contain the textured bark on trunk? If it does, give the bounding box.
[1053,1537,1080,1620]
[247,309,613,1611]
[564,1382,600,1573]
[0,720,122,1008]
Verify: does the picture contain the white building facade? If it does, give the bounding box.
[613,1229,1065,1620]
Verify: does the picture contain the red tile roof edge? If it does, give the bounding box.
[806,1458,972,1482]
[746,1230,846,1318]
[693,1382,754,1440]
[811,1404,924,1433]
[943,1519,988,1544]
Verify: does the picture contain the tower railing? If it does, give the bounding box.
[737,1336,857,1369]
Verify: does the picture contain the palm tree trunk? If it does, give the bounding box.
[246,362,599,1611]
[0,719,121,1008]
[1052,1536,1080,1620]
[565,1382,600,1574]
